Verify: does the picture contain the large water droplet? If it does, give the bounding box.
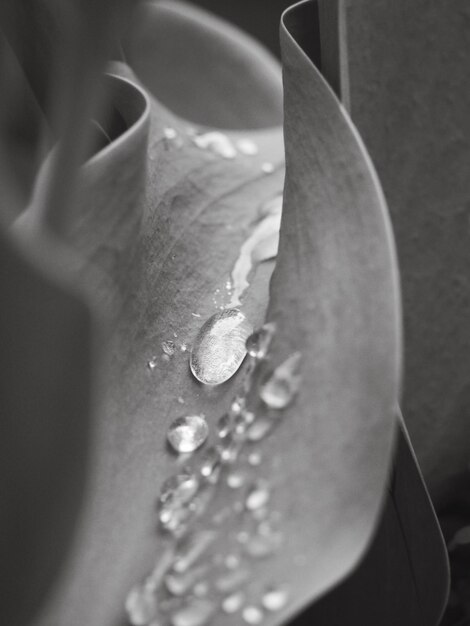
[245,484,270,511]
[259,352,302,409]
[222,591,246,614]
[170,598,216,626]
[262,586,289,612]
[125,582,158,625]
[167,415,209,454]
[246,323,276,359]
[190,309,253,385]
[242,606,264,624]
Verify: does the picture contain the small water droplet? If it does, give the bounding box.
[247,418,274,442]
[165,563,208,596]
[222,591,246,614]
[170,598,216,626]
[248,451,262,466]
[190,309,253,385]
[178,396,185,405]
[218,435,241,464]
[242,605,264,624]
[227,471,246,489]
[167,415,209,454]
[180,343,188,352]
[125,582,157,625]
[259,352,302,409]
[162,340,176,356]
[215,567,250,592]
[245,484,270,511]
[230,396,246,415]
[237,530,250,544]
[217,413,231,438]
[246,323,276,359]
[191,312,202,318]
[224,554,241,569]
[164,127,178,140]
[193,131,237,159]
[193,582,209,597]
[158,473,199,533]
[262,586,289,612]
[173,530,216,573]
[148,356,158,371]
[236,138,259,156]
[198,447,222,482]
[162,354,171,363]
[261,162,274,174]
[244,526,283,558]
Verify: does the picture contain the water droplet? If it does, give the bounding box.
[262,587,289,612]
[242,606,264,624]
[162,354,171,363]
[198,447,222,483]
[178,396,185,405]
[190,309,253,385]
[247,418,274,442]
[244,526,283,558]
[162,340,176,356]
[224,554,241,569]
[261,162,274,174]
[246,323,276,359]
[167,415,209,454]
[148,356,158,371]
[245,484,270,511]
[125,582,157,625]
[227,471,246,489]
[173,530,216,573]
[230,396,246,416]
[217,413,231,438]
[222,591,246,614]
[165,563,209,596]
[218,435,241,464]
[229,215,281,309]
[193,582,209,597]
[236,138,259,156]
[180,343,188,352]
[170,598,216,626]
[248,451,262,466]
[237,530,250,544]
[215,567,250,592]
[192,131,237,159]
[158,473,199,533]
[164,127,178,140]
[259,352,302,409]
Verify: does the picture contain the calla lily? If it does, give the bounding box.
[0,1,451,625]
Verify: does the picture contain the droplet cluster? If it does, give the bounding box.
[127,321,300,625]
